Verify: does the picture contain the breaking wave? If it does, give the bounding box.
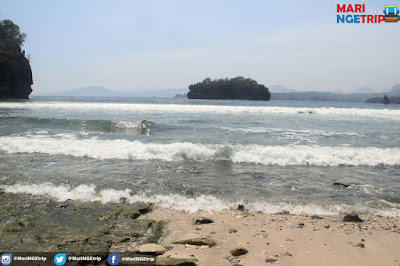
[110,120,152,134]
[0,135,399,166]
[1,117,153,135]
[2,183,399,216]
[1,102,400,119]
[220,126,363,137]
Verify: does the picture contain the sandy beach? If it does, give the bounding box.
[1,189,400,265]
[142,207,400,266]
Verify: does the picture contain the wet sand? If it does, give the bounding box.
[142,208,400,266]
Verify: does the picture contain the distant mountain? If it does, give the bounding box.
[353,86,375,94]
[272,83,400,103]
[388,84,400,95]
[124,89,188,98]
[333,89,345,94]
[366,96,400,104]
[366,84,400,103]
[36,83,400,102]
[272,91,382,103]
[55,86,112,97]
[44,86,189,98]
[174,93,187,98]
[269,85,297,93]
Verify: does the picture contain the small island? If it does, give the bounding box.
[366,95,400,104]
[174,93,187,98]
[0,19,33,99]
[187,76,271,101]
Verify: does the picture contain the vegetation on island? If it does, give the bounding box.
[366,95,400,104]
[187,77,271,101]
[0,19,33,99]
[174,93,187,98]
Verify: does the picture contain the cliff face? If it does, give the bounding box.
[0,20,33,99]
[0,55,33,99]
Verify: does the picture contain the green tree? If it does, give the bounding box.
[188,77,271,101]
[0,19,33,99]
[0,20,26,50]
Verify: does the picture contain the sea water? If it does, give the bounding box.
[1,96,399,216]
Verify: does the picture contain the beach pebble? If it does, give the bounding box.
[230,248,248,256]
[311,215,323,220]
[228,229,238,233]
[173,238,216,247]
[343,214,363,223]
[164,246,174,251]
[266,258,278,263]
[134,243,166,255]
[356,243,365,248]
[333,182,350,188]
[228,257,241,264]
[237,204,245,211]
[195,217,214,224]
[297,223,305,228]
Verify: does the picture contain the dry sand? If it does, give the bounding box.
[141,208,400,266]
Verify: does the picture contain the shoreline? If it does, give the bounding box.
[141,207,400,266]
[1,190,400,265]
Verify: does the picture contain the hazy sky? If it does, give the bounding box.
[1,0,399,94]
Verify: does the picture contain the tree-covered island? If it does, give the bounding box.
[187,77,271,101]
[0,19,33,99]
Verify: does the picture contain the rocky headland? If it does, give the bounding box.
[0,19,33,99]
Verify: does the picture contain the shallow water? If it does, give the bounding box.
[1,96,399,216]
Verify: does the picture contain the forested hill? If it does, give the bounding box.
[0,19,33,99]
[187,77,271,101]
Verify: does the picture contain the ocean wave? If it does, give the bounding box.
[2,183,399,216]
[110,120,152,135]
[0,135,399,166]
[3,117,153,135]
[219,126,363,137]
[1,102,400,118]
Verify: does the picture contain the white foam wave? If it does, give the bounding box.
[349,184,383,195]
[0,135,399,166]
[0,183,230,212]
[1,102,399,118]
[2,183,399,216]
[1,183,116,202]
[111,120,152,135]
[113,121,143,129]
[220,126,363,137]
